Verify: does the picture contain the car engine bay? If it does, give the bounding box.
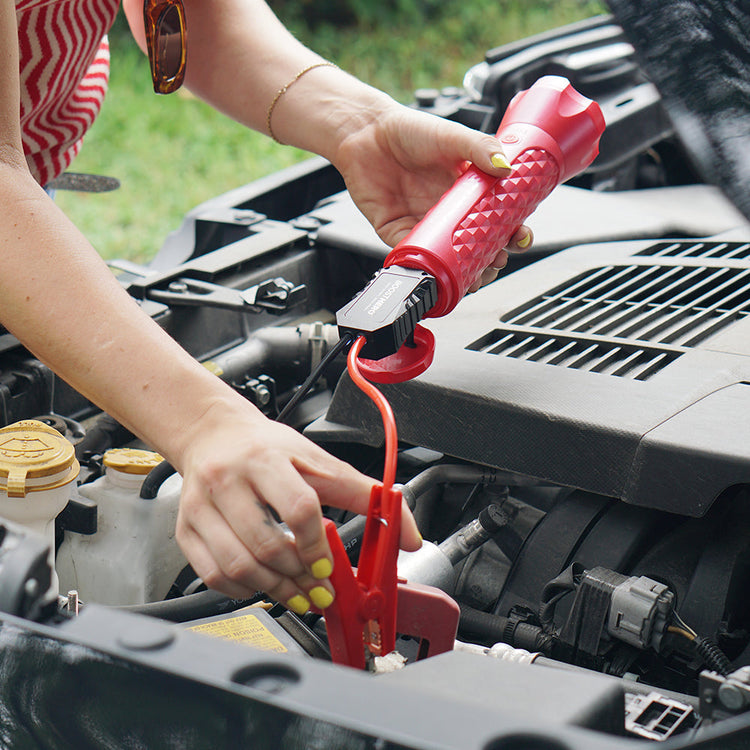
[1,10,750,749]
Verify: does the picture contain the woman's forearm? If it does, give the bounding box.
[122,0,393,161]
[0,164,263,471]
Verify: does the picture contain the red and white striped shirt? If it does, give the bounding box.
[16,0,120,186]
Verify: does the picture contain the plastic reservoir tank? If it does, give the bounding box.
[0,419,80,596]
[56,447,187,606]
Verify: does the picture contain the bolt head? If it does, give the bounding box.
[718,682,746,711]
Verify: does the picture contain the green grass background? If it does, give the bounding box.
[56,1,605,264]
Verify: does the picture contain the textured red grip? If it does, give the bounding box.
[450,148,559,297]
[384,146,561,317]
[384,75,604,318]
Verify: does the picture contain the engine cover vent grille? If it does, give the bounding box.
[635,240,750,260]
[500,264,750,348]
[467,328,680,380]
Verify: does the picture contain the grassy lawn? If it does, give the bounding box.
[56,1,605,264]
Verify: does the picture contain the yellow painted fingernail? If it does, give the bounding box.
[517,233,531,249]
[309,586,335,610]
[311,558,333,579]
[286,595,310,615]
[491,152,511,170]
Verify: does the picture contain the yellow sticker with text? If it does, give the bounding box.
[188,614,288,653]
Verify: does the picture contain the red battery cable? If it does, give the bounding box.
[347,335,398,493]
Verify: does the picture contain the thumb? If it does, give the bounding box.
[435,117,512,175]
[468,133,513,175]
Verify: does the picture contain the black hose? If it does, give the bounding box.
[275,611,331,660]
[74,413,134,461]
[459,604,554,655]
[338,514,367,550]
[276,332,353,424]
[460,603,512,642]
[140,460,177,499]
[117,589,261,623]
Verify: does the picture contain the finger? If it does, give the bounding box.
[181,517,325,614]
[377,215,422,248]
[437,120,512,177]
[482,226,532,283]
[265,568,335,614]
[468,272,492,293]
[399,496,422,551]
[295,454,422,559]
[286,438,424,581]
[181,510,336,614]
[468,252,507,293]
[251,458,335,583]
[177,519,259,600]
[177,494,306,605]
[296,451,374,518]
[486,248,509,275]
[210,475,311,580]
[507,225,533,252]
[246,473,337,611]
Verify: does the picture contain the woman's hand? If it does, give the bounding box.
[174,395,422,614]
[331,97,533,276]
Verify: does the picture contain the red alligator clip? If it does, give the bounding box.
[322,483,460,670]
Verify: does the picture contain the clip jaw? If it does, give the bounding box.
[322,484,460,671]
[322,483,402,669]
[320,335,459,670]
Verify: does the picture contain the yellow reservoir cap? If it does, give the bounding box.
[0,420,79,498]
[103,448,163,475]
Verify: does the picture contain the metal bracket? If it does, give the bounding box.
[146,277,307,315]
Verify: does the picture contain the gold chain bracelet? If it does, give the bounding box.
[266,61,338,144]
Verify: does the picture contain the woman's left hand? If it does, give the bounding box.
[331,98,533,284]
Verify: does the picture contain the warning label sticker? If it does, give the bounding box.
[188,614,288,653]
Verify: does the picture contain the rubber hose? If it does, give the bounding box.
[74,413,134,460]
[459,604,553,654]
[140,460,177,500]
[459,603,512,642]
[117,589,260,623]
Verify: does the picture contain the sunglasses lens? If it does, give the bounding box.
[156,5,184,81]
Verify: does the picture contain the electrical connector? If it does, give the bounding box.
[558,567,674,656]
[336,266,437,361]
[608,574,674,651]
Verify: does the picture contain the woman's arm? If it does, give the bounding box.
[122,0,531,262]
[1,0,421,612]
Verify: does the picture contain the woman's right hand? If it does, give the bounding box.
[174,395,422,613]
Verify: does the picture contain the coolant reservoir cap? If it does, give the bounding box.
[0,420,79,498]
[103,448,163,475]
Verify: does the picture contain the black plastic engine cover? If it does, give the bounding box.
[309,233,750,518]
